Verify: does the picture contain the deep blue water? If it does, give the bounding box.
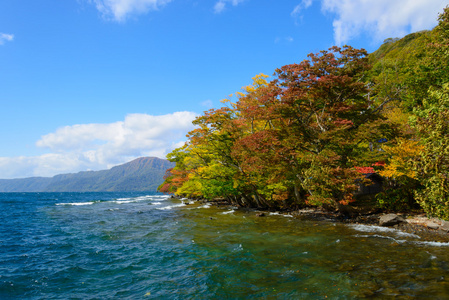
[1,192,449,299]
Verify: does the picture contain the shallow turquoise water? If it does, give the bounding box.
[1,192,449,299]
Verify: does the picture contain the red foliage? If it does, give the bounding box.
[158,183,172,194]
[354,166,375,174]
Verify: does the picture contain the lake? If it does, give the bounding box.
[1,192,449,299]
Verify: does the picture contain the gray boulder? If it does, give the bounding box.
[426,222,440,230]
[379,214,405,226]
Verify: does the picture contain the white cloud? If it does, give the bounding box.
[214,0,245,14]
[90,0,172,21]
[0,33,14,45]
[291,0,313,17]
[214,1,226,14]
[294,0,446,45]
[0,112,197,179]
[0,154,96,179]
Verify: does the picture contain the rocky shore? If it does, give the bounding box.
[292,207,449,243]
[173,196,449,243]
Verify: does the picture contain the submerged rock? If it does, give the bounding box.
[379,214,405,226]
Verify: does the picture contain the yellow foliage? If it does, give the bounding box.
[380,139,423,179]
[383,106,415,136]
[242,73,269,93]
[176,176,202,197]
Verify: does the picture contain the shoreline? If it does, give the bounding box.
[291,207,449,243]
[179,197,449,243]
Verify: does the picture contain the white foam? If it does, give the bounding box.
[115,196,154,203]
[56,202,94,206]
[156,203,186,210]
[133,196,151,201]
[110,195,168,204]
[415,241,449,247]
[116,197,131,201]
[350,224,396,233]
[198,204,211,209]
[349,224,420,238]
[355,234,407,243]
[269,212,294,218]
[153,195,170,198]
[112,200,135,204]
[222,210,235,214]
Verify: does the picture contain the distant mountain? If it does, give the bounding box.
[0,157,175,192]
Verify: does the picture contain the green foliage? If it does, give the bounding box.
[409,7,449,220]
[160,46,394,209]
[375,176,421,211]
[368,30,431,110]
[158,7,449,216]
[365,6,449,216]
[414,84,449,219]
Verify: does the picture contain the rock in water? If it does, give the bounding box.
[379,214,405,226]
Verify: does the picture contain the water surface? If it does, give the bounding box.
[1,192,449,299]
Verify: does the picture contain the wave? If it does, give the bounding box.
[156,203,186,210]
[56,202,95,206]
[415,241,449,247]
[355,234,407,244]
[349,224,421,238]
[111,200,137,204]
[350,224,449,247]
[222,210,235,214]
[112,195,170,204]
[115,195,167,202]
[55,194,169,207]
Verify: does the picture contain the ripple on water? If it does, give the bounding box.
[2,193,449,299]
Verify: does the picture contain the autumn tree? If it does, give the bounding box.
[268,46,395,209]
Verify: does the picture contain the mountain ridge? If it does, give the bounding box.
[0,157,174,192]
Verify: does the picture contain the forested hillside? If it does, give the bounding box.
[159,7,449,219]
[0,157,174,192]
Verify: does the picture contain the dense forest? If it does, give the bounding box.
[159,8,449,220]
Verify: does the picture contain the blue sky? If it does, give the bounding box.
[0,0,447,179]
